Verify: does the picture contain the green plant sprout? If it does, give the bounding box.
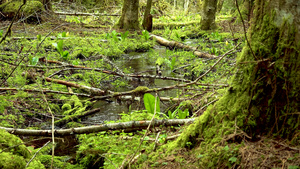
[120,31,129,41]
[167,103,189,119]
[141,30,150,41]
[52,39,69,60]
[0,30,4,37]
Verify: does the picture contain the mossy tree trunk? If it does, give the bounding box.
[199,0,218,30]
[117,0,140,30]
[175,0,299,149]
[240,0,300,140]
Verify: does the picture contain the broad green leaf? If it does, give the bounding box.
[57,40,64,53]
[228,157,237,163]
[178,109,188,119]
[143,93,160,114]
[62,51,69,60]
[170,57,176,70]
[30,57,39,65]
[52,42,57,48]
[61,32,67,37]
[223,145,229,151]
[37,34,41,41]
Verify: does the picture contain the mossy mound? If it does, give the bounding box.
[0,129,45,169]
[0,1,44,22]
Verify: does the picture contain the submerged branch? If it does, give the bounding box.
[0,118,195,136]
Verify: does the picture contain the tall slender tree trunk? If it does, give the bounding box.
[117,0,139,30]
[216,0,224,13]
[142,0,152,31]
[199,0,218,30]
[184,0,190,14]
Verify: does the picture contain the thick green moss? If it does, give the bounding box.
[0,129,30,158]
[39,155,80,169]
[0,1,43,15]
[0,129,45,169]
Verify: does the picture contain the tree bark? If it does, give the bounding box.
[199,0,218,30]
[117,0,140,30]
[240,0,300,139]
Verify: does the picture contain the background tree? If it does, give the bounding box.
[199,0,218,30]
[216,0,224,13]
[142,0,152,32]
[175,0,299,153]
[117,0,139,30]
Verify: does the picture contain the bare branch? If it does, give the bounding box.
[0,118,195,136]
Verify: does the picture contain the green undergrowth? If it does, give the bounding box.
[76,131,155,168]
[55,95,91,127]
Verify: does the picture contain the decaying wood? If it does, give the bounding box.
[150,34,217,59]
[0,118,195,136]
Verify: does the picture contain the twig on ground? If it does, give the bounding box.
[153,132,160,151]
[25,141,51,168]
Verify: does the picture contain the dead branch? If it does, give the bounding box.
[150,34,217,59]
[45,77,107,95]
[0,118,195,136]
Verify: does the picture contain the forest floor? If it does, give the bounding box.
[0,11,299,168]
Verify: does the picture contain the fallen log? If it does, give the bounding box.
[150,34,217,59]
[54,11,120,16]
[0,118,195,136]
